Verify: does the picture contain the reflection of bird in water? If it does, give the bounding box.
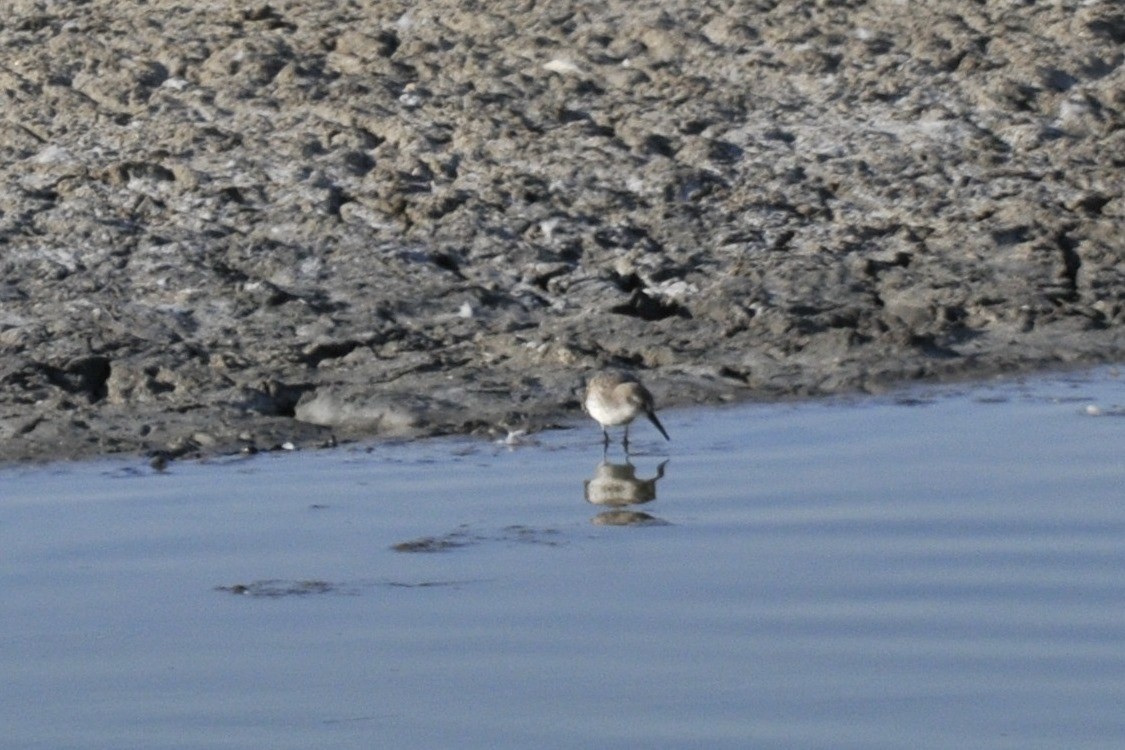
[584,460,669,508]
[591,510,669,527]
[584,370,670,452]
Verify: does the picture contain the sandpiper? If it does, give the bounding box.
[583,370,670,450]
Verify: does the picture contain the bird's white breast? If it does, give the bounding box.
[585,389,640,426]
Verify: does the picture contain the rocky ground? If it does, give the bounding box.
[1,0,1122,464]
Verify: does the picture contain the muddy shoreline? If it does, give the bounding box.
[1,1,1122,464]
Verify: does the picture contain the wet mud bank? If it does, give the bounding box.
[1,1,1122,463]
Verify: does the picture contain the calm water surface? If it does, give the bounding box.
[3,368,1124,749]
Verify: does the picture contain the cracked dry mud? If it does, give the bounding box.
[1,1,1123,463]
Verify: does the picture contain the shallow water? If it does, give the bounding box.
[3,368,1124,749]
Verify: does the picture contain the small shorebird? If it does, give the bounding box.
[583,370,670,450]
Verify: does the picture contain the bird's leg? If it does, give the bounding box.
[602,428,610,452]
[623,424,631,454]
